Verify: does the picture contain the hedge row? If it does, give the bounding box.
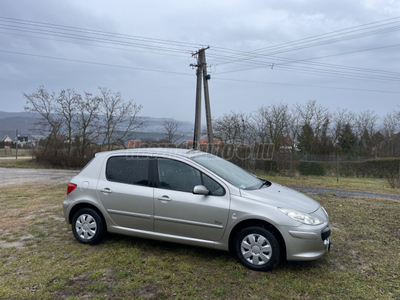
[252,158,399,178]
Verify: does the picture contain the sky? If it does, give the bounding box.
[0,0,399,123]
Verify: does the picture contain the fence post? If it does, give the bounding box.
[337,154,339,183]
[398,158,400,188]
[253,151,256,174]
[290,151,293,178]
[244,149,247,170]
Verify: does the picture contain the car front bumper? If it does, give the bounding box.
[282,224,331,261]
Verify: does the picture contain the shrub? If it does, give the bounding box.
[298,162,325,176]
[33,147,97,169]
[386,171,399,188]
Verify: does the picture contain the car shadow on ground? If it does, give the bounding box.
[100,232,326,273]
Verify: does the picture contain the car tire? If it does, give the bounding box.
[235,226,280,271]
[71,208,105,245]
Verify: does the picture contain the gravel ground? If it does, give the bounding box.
[0,168,79,187]
[288,185,400,202]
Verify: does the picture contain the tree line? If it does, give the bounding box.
[212,100,400,158]
[24,86,146,167]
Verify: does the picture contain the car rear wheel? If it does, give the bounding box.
[72,208,105,245]
[235,226,280,271]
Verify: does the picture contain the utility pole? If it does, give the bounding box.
[15,129,18,159]
[190,47,214,152]
[203,51,214,153]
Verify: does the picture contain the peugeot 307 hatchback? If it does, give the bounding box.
[63,148,330,271]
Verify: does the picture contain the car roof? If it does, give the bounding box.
[97,148,209,159]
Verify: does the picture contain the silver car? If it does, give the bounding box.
[63,148,330,271]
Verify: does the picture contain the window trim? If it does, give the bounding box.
[155,157,226,196]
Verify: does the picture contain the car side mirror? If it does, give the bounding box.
[193,185,209,195]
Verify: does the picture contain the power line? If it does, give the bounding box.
[2,16,399,83]
[0,30,190,58]
[0,16,205,49]
[0,49,194,76]
[213,50,400,84]
[1,48,400,95]
[0,23,192,54]
[1,16,400,87]
[209,17,400,66]
[252,17,400,53]
[212,77,400,94]
[274,43,400,67]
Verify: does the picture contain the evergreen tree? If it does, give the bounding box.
[338,123,358,156]
[298,123,314,154]
[358,128,372,157]
[316,118,333,155]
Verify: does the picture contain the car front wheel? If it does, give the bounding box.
[71,208,105,245]
[235,226,280,271]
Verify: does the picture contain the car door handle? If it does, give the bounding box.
[100,188,113,194]
[157,196,172,202]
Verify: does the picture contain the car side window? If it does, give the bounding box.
[106,156,149,186]
[202,173,225,196]
[157,158,201,193]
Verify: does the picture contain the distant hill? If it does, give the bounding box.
[0,111,194,141]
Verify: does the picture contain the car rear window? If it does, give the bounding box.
[106,156,149,186]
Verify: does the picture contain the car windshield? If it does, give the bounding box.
[191,154,263,190]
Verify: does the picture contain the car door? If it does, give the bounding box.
[153,158,230,241]
[96,155,154,232]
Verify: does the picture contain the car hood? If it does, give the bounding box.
[240,182,320,213]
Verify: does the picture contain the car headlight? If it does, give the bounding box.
[278,207,323,225]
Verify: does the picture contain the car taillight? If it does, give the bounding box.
[67,183,77,195]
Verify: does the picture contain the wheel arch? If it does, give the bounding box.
[68,202,106,230]
[228,219,287,261]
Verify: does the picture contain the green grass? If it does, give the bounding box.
[0,159,47,169]
[258,171,400,194]
[0,184,399,299]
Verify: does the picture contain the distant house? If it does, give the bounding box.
[188,139,222,147]
[279,136,298,152]
[2,135,13,143]
[17,136,29,143]
[2,135,14,148]
[126,140,142,149]
[55,134,68,142]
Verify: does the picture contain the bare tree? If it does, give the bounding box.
[354,110,379,156]
[74,92,101,159]
[98,87,146,150]
[163,118,183,144]
[355,110,379,137]
[213,111,251,145]
[250,103,293,150]
[56,89,81,154]
[249,106,270,144]
[294,100,329,147]
[332,108,355,148]
[24,86,63,146]
[267,103,292,148]
[381,112,400,156]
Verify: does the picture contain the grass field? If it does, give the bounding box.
[258,172,400,195]
[0,184,399,299]
[0,159,47,169]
